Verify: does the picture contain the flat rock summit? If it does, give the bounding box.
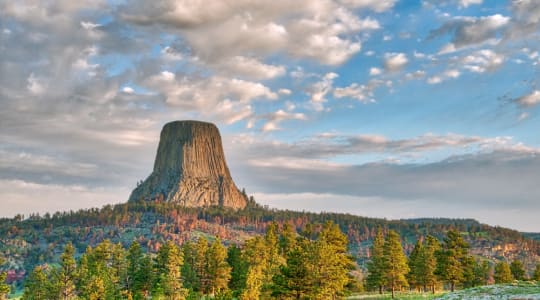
[129,120,247,209]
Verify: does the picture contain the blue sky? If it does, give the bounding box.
[1,0,540,231]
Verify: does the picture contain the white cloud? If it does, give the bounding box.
[339,0,397,12]
[27,73,46,95]
[218,56,286,80]
[307,72,339,111]
[459,0,483,8]
[461,49,505,73]
[427,76,442,84]
[516,90,540,107]
[369,67,382,76]
[333,80,387,103]
[384,52,408,71]
[260,109,307,132]
[122,86,134,94]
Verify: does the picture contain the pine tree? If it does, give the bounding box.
[422,235,440,293]
[310,221,353,299]
[226,244,248,295]
[510,260,526,281]
[271,238,311,299]
[382,230,409,299]
[181,241,199,292]
[533,264,540,281]
[407,240,422,291]
[206,238,231,296]
[22,266,51,300]
[472,260,490,287]
[155,241,188,299]
[194,237,209,293]
[264,222,284,294]
[52,243,77,300]
[127,241,144,296]
[366,228,386,294]
[436,229,470,292]
[240,236,268,300]
[0,257,10,300]
[494,261,513,283]
[279,223,297,256]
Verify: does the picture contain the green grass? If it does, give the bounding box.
[348,292,444,299]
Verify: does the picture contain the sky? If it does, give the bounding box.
[1,0,540,232]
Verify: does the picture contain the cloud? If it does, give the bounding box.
[430,14,510,53]
[461,49,504,73]
[369,67,382,76]
[333,79,389,103]
[459,0,483,8]
[217,56,286,80]
[515,90,540,107]
[258,109,308,132]
[339,0,397,12]
[384,53,408,71]
[120,0,375,66]
[307,72,339,111]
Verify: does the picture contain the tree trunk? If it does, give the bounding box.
[379,285,383,294]
[432,284,435,294]
[391,283,395,299]
[451,281,455,292]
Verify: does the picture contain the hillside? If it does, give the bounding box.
[1,199,538,291]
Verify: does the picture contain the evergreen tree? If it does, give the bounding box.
[264,222,284,294]
[533,264,540,281]
[194,238,209,293]
[240,236,268,300]
[226,244,248,295]
[310,221,353,299]
[181,241,200,292]
[494,261,513,284]
[52,243,77,300]
[422,236,440,293]
[271,238,311,299]
[382,230,409,299]
[279,223,297,256]
[366,228,386,294]
[407,240,422,291]
[22,266,51,300]
[0,257,9,300]
[471,260,490,287]
[206,238,231,296]
[510,259,526,281]
[155,241,188,299]
[127,241,144,296]
[436,229,470,292]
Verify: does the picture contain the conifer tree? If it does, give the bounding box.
[206,238,231,296]
[271,238,311,299]
[127,241,144,296]
[226,244,248,295]
[279,223,297,256]
[422,235,440,293]
[494,261,513,284]
[155,241,188,299]
[22,266,51,300]
[436,229,470,292]
[472,260,490,287]
[510,259,526,281]
[195,238,209,293]
[52,243,77,300]
[181,241,199,292]
[366,228,386,294]
[0,257,10,300]
[240,236,268,300]
[407,240,422,291]
[382,230,409,299]
[533,264,540,281]
[311,221,353,299]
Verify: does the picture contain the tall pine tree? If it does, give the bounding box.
[366,228,386,294]
[436,229,470,292]
[382,230,409,299]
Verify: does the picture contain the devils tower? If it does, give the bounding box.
[129,120,247,209]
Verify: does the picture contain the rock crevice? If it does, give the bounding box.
[129,120,247,209]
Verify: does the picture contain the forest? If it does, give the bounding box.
[1,199,539,298]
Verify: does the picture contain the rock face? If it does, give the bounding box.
[129,120,247,209]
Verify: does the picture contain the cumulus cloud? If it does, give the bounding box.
[120,0,381,66]
[384,53,408,71]
[260,109,307,132]
[459,0,483,8]
[217,56,286,80]
[461,49,505,73]
[307,72,339,111]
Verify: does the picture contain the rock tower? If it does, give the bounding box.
[129,120,247,209]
